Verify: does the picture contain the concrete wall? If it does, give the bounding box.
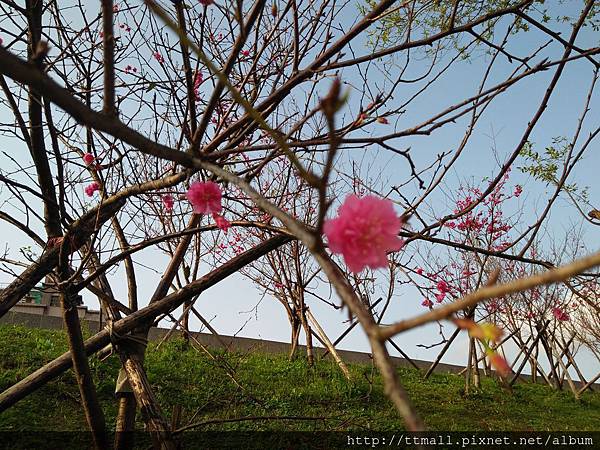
[11,303,101,321]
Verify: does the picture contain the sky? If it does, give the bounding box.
[0,0,599,381]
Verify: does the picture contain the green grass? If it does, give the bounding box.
[0,324,598,433]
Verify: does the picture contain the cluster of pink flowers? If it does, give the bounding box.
[84,182,100,197]
[416,174,528,310]
[186,181,230,232]
[119,23,131,32]
[552,307,570,321]
[323,195,404,273]
[435,280,449,303]
[514,185,523,197]
[444,172,520,251]
[153,51,165,64]
[124,65,137,74]
[421,298,433,308]
[193,71,203,100]
[417,274,452,308]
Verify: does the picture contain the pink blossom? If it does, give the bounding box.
[323,195,404,273]
[212,213,231,233]
[186,181,222,215]
[514,185,523,197]
[436,280,449,293]
[82,153,95,165]
[162,194,174,212]
[421,298,433,308]
[241,50,250,57]
[376,117,389,124]
[193,71,203,100]
[415,267,424,275]
[153,52,165,64]
[487,300,499,314]
[84,182,100,197]
[462,268,475,277]
[552,307,569,321]
[435,292,445,303]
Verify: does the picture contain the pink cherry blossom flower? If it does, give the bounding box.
[421,298,433,308]
[193,71,203,100]
[153,52,164,64]
[552,307,569,321]
[212,213,231,233]
[83,153,95,165]
[323,195,404,273]
[186,181,222,215]
[436,280,449,293]
[84,182,100,197]
[435,292,445,303]
[162,194,174,212]
[514,185,523,197]
[241,50,250,57]
[415,267,424,275]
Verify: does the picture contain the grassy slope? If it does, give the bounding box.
[0,324,598,433]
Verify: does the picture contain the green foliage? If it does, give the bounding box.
[359,0,546,53]
[359,1,599,57]
[518,137,589,201]
[0,324,599,433]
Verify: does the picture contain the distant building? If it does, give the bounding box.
[11,277,100,321]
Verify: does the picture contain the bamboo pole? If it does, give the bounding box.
[305,308,351,380]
